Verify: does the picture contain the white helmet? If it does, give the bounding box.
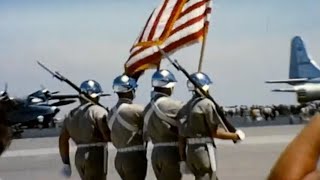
[112,75,138,93]
[187,72,213,91]
[151,69,177,88]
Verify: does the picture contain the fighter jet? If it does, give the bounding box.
[0,84,109,136]
[266,36,320,104]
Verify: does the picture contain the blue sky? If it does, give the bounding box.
[0,0,319,115]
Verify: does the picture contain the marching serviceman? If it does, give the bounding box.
[108,75,147,180]
[178,72,246,180]
[59,80,110,180]
[144,69,184,180]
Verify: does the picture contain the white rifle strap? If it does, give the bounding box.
[207,142,217,172]
[184,97,204,125]
[143,105,153,135]
[109,103,140,133]
[79,103,92,111]
[151,97,179,127]
[117,113,139,132]
[67,103,92,119]
[108,106,118,130]
[117,111,141,144]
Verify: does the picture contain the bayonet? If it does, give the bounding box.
[37,61,108,111]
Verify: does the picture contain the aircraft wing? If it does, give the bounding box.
[225,105,238,108]
[271,88,296,92]
[97,93,111,97]
[265,78,308,84]
[49,99,77,106]
[50,93,111,100]
[50,94,79,99]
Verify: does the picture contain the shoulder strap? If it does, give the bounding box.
[108,106,118,130]
[151,97,179,127]
[108,103,139,133]
[143,104,153,135]
[80,103,93,111]
[187,97,204,118]
[69,103,93,118]
[184,97,204,130]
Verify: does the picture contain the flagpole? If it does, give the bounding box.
[197,22,209,72]
[157,58,161,70]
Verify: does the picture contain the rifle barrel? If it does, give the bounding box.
[156,47,236,138]
[37,61,108,111]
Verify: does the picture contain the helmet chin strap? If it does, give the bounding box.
[79,94,99,105]
[152,86,174,97]
[192,87,210,97]
[169,87,174,95]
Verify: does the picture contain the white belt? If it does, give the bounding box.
[117,145,145,153]
[77,142,108,148]
[187,137,213,145]
[154,142,179,147]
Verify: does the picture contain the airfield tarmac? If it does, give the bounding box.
[0,124,305,180]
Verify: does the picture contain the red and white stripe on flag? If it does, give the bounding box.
[125,0,213,76]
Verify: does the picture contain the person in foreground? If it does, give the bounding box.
[0,95,16,155]
[144,69,184,180]
[178,72,245,180]
[268,113,320,180]
[59,80,110,180]
[108,75,147,180]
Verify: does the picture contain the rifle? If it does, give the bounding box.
[37,61,109,112]
[157,47,237,141]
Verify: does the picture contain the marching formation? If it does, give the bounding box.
[57,69,245,180]
[2,0,248,179]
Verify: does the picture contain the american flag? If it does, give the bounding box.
[125,0,213,76]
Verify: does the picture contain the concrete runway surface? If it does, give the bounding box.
[0,125,305,180]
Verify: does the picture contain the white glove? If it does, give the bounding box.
[179,161,192,174]
[60,164,72,178]
[235,129,246,142]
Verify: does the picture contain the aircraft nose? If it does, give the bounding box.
[50,106,60,113]
[37,115,44,123]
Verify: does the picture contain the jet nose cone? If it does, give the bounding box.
[37,115,44,122]
[50,106,57,111]
[50,106,60,113]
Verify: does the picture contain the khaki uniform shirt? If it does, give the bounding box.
[144,92,184,143]
[179,95,221,138]
[108,98,144,148]
[63,103,109,144]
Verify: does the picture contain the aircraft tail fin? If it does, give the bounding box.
[289,36,320,79]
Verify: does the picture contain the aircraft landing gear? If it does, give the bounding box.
[11,124,23,138]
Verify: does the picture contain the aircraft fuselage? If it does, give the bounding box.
[293,83,320,103]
